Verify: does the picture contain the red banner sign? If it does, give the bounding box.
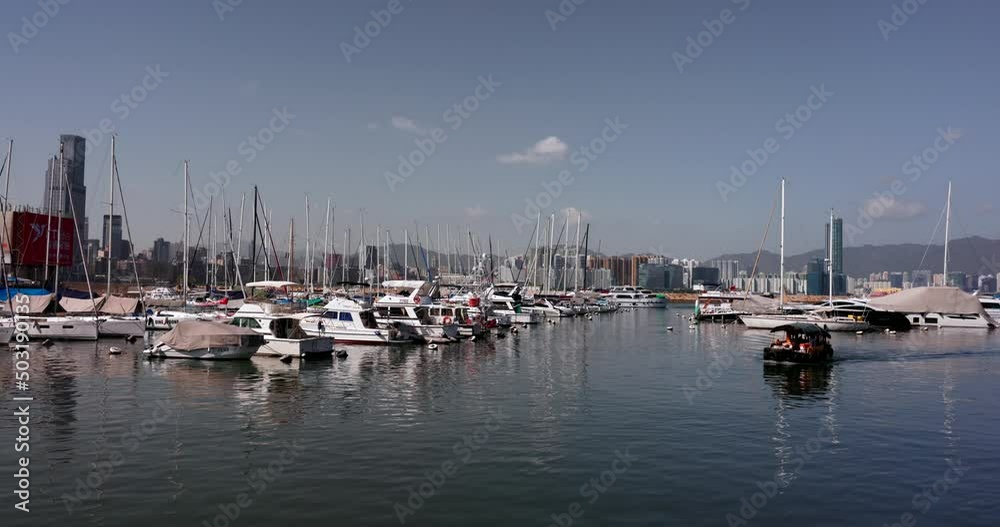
[12,211,76,267]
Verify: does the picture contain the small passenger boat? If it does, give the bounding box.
[763,323,833,363]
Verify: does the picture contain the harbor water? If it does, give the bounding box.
[2,307,999,526]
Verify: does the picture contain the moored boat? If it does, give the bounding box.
[143,320,264,360]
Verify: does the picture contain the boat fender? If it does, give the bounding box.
[442,316,453,325]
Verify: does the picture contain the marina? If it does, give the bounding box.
[2,308,998,525]
[4,1,1000,524]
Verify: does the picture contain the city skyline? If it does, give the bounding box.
[4,1,1000,259]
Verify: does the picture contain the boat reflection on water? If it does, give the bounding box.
[762,362,833,400]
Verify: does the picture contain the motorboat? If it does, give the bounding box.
[695,290,750,322]
[979,295,1000,321]
[298,296,415,344]
[143,320,264,360]
[868,287,996,329]
[427,303,484,338]
[375,280,460,343]
[230,303,335,358]
[602,286,668,308]
[485,283,544,324]
[763,323,833,363]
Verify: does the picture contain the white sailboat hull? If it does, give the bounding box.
[20,317,99,341]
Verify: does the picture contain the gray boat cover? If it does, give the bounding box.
[731,294,781,314]
[157,320,263,350]
[867,287,988,316]
[59,295,140,314]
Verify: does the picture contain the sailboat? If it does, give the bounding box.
[740,180,868,332]
[21,139,99,340]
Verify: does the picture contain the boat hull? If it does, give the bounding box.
[763,346,833,364]
[20,317,99,341]
[257,336,335,358]
[144,344,258,360]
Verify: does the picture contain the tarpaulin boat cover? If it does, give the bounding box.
[867,287,988,316]
[156,320,263,351]
[59,296,103,313]
[732,295,781,314]
[0,293,54,314]
[100,295,140,315]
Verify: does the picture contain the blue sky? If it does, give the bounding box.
[2,0,998,259]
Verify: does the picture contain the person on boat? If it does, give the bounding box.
[318,320,325,335]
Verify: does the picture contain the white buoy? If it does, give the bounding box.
[512,327,519,334]
[108,346,122,355]
[855,330,864,335]
[666,326,674,331]
[688,324,696,329]
[471,335,477,341]
[889,330,897,335]
[522,323,528,329]
[428,343,439,350]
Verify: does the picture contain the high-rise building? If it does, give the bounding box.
[806,257,827,295]
[102,214,128,257]
[42,135,88,270]
[152,238,172,263]
[824,216,845,294]
[637,263,666,290]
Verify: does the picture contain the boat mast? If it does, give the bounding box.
[53,144,65,300]
[943,180,952,283]
[547,213,555,293]
[828,208,834,304]
[562,209,570,292]
[251,186,258,282]
[532,212,540,288]
[287,218,294,282]
[323,197,331,290]
[305,195,310,290]
[107,136,116,296]
[404,229,408,280]
[44,144,61,284]
[779,177,785,308]
[183,161,189,305]
[237,192,245,275]
[574,210,582,291]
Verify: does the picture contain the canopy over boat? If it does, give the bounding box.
[59,295,140,315]
[867,287,989,316]
[732,294,781,314]
[156,320,263,350]
[770,323,831,338]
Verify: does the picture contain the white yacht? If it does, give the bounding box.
[868,287,996,329]
[979,296,1000,321]
[695,290,750,322]
[144,320,263,360]
[603,286,667,308]
[484,284,544,324]
[299,296,414,344]
[230,303,335,358]
[375,281,460,343]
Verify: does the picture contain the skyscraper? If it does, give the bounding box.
[825,216,845,294]
[102,214,124,255]
[42,135,88,268]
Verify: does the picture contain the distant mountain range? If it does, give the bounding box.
[710,236,1000,277]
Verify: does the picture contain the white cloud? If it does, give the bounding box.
[391,115,426,135]
[497,136,569,165]
[865,198,927,220]
[559,207,591,221]
[464,204,487,218]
